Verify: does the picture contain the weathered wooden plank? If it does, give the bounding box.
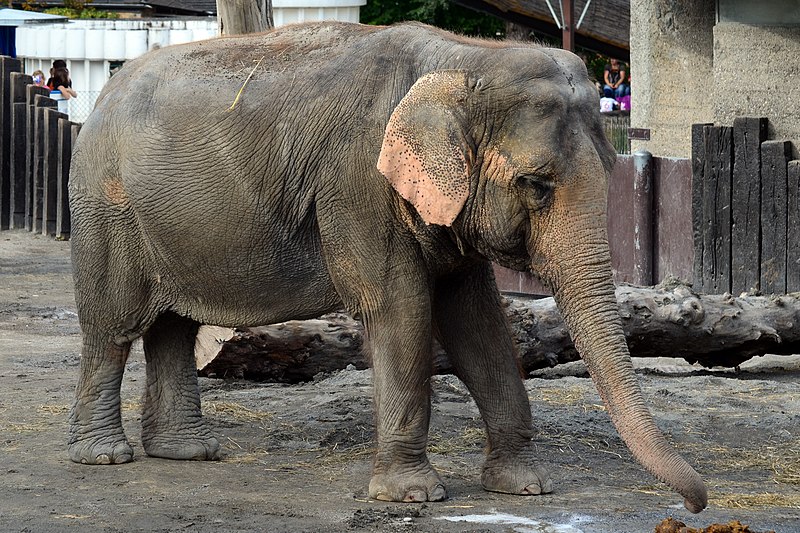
[787,160,800,292]
[42,108,67,236]
[691,123,713,290]
[31,95,57,233]
[701,126,733,294]
[653,157,693,283]
[760,140,791,294]
[731,117,767,294]
[55,119,77,239]
[25,85,50,230]
[0,57,22,230]
[9,72,31,229]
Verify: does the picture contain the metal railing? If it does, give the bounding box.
[602,111,631,154]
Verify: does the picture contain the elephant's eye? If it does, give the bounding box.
[516,175,552,207]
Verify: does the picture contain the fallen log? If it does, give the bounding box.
[195,280,800,382]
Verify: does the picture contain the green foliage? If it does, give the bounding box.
[583,52,608,83]
[44,7,118,19]
[361,0,505,38]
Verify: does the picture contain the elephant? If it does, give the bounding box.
[67,21,707,513]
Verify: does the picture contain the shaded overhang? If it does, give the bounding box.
[454,0,630,60]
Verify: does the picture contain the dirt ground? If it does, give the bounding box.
[1,230,799,533]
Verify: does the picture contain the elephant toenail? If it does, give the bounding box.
[430,484,447,501]
[404,489,426,502]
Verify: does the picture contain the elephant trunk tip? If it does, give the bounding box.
[683,484,708,514]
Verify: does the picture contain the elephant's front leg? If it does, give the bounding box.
[141,312,220,461]
[366,303,446,502]
[433,263,553,496]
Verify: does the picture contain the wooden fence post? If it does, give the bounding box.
[25,85,51,230]
[31,94,57,233]
[9,72,31,229]
[760,140,791,294]
[691,123,713,290]
[731,117,767,294]
[0,56,22,230]
[701,126,733,294]
[788,160,800,293]
[42,108,67,236]
[56,119,78,239]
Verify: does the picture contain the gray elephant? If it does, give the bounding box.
[68,21,707,513]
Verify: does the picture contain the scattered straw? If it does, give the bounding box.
[710,492,800,509]
[121,399,141,412]
[428,427,485,455]
[227,57,265,111]
[38,404,69,415]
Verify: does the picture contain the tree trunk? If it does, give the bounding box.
[196,281,800,382]
[216,0,273,35]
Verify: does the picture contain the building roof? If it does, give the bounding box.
[9,1,217,17]
[98,0,217,16]
[455,0,630,59]
[0,8,68,26]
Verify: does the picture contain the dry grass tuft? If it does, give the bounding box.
[38,404,69,415]
[121,399,141,412]
[534,387,586,406]
[710,492,800,509]
[705,440,800,487]
[428,427,485,455]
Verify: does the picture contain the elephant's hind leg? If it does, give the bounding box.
[141,312,220,461]
[69,330,134,464]
[433,263,553,496]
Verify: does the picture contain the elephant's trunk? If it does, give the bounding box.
[540,235,708,513]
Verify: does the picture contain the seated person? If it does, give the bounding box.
[603,58,630,99]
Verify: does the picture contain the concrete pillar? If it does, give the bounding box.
[629,0,715,158]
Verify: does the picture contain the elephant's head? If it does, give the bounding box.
[377,49,707,513]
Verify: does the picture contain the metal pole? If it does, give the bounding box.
[561,0,575,51]
[633,150,655,286]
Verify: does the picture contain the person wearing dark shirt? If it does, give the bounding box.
[603,58,630,99]
[46,59,70,90]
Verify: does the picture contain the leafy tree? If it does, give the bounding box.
[361,0,504,37]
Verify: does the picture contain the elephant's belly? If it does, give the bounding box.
[154,235,343,328]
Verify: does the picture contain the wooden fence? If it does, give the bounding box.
[692,118,800,295]
[0,56,81,238]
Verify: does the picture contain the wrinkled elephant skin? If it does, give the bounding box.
[68,22,707,512]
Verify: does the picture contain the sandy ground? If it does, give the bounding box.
[1,229,799,533]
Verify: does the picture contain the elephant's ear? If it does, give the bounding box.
[377,70,470,227]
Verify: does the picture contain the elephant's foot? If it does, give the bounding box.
[142,429,220,461]
[68,432,134,465]
[481,446,553,495]
[369,461,447,502]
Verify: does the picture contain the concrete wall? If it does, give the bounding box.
[713,23,800,159]
[629,0,715,158]
[630,1,800,159]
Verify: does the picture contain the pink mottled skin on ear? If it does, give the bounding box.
[377,122,468,226]
[377,71,470,227]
